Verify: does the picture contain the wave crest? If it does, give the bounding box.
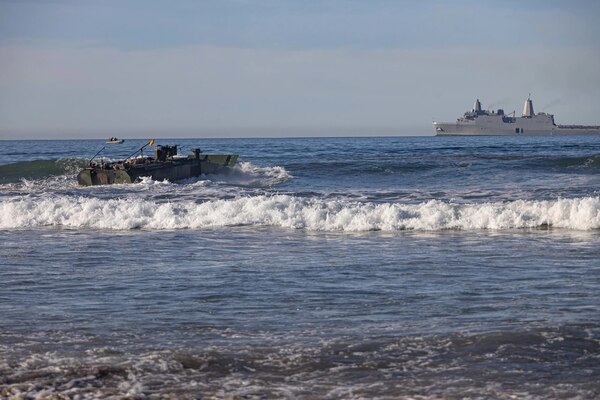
[0,158,87,184]
[1,195,599,231]
[217,161,292,186]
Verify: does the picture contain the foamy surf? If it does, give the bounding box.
[1,195,598,231]
[207,161,292,186]
[151,162,292,187]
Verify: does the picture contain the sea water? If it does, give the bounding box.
[0,136,599,399]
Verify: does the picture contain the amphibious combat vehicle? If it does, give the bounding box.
[77,142,238,186]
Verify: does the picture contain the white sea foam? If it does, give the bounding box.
[136,176,173,185]
[1,328,595,399]
[214,161,292,186]
[1,195,599,231]
[120,161,292,188]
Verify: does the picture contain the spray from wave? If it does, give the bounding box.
[209,161,292,186]
[1,195,598,231]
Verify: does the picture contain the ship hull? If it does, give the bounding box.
[434,122,600,136]
[77,155,238,186]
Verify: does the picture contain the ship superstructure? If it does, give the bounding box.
[433,97,600,136]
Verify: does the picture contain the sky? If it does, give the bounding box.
[1,0,599,139]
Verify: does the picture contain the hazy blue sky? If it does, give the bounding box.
[1,0,599,139]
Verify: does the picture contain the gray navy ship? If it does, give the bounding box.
[433,97,600,136]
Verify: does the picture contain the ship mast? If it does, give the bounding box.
[522,94,535,118]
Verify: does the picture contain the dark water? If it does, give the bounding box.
[1,136,599,399]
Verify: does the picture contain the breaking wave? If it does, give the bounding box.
[522,154,600,171]
[0,159,87,184]
[218,161,292,186]
[1,195,599,231]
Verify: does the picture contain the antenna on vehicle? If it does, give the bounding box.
[125,139,155,160]
[89,146,106,166]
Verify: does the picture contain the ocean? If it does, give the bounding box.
[0,135,599,399]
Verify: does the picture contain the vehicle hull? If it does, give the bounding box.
[77,154,238,186]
